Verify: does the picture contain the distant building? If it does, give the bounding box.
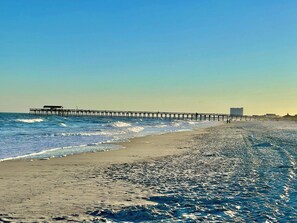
[230,107,243,116]
[265,113,278,118]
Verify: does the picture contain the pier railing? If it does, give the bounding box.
[29,108,254,121]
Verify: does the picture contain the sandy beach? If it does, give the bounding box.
[1,121,296,222]
[0,124,208,222]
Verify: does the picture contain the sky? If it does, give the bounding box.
[0,0,296,115]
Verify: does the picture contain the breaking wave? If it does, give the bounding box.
[128,126,144,133]
[111,121,131,127]
[0,143,119,162]
[16,118,44,123]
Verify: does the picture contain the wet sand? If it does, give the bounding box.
[1,121,296,222]
[0,126,211,222]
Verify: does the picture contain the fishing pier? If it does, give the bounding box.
[29,106,254,121]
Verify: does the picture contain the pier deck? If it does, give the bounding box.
[29,108,254,121]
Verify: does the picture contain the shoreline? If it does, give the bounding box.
[0,128,196,163]
[1,121,294,222]
[0,125,213,222]
[0,120,220,163]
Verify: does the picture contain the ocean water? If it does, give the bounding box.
[0,113,218,161]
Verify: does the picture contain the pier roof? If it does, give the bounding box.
[43,105,63,109]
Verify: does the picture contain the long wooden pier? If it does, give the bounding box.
[29,107,254,121]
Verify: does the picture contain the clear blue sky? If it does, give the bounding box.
[0,0,296,114]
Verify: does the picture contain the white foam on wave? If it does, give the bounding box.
[112,121,131,127]
[156,124,167,128]
[0,146,62,162]
[59,123,67,127]
[66,127,144,136]
[128,126,144,133]
[172,122,181,127]
[60,131,105,137]
[16,118,44,123]
[51,130,124,137]
[0,143,119,162]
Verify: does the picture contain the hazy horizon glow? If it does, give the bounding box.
[0,0,296,115]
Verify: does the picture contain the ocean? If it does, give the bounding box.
[0,113,218,161]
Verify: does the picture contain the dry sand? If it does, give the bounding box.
[0,126,212,222]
